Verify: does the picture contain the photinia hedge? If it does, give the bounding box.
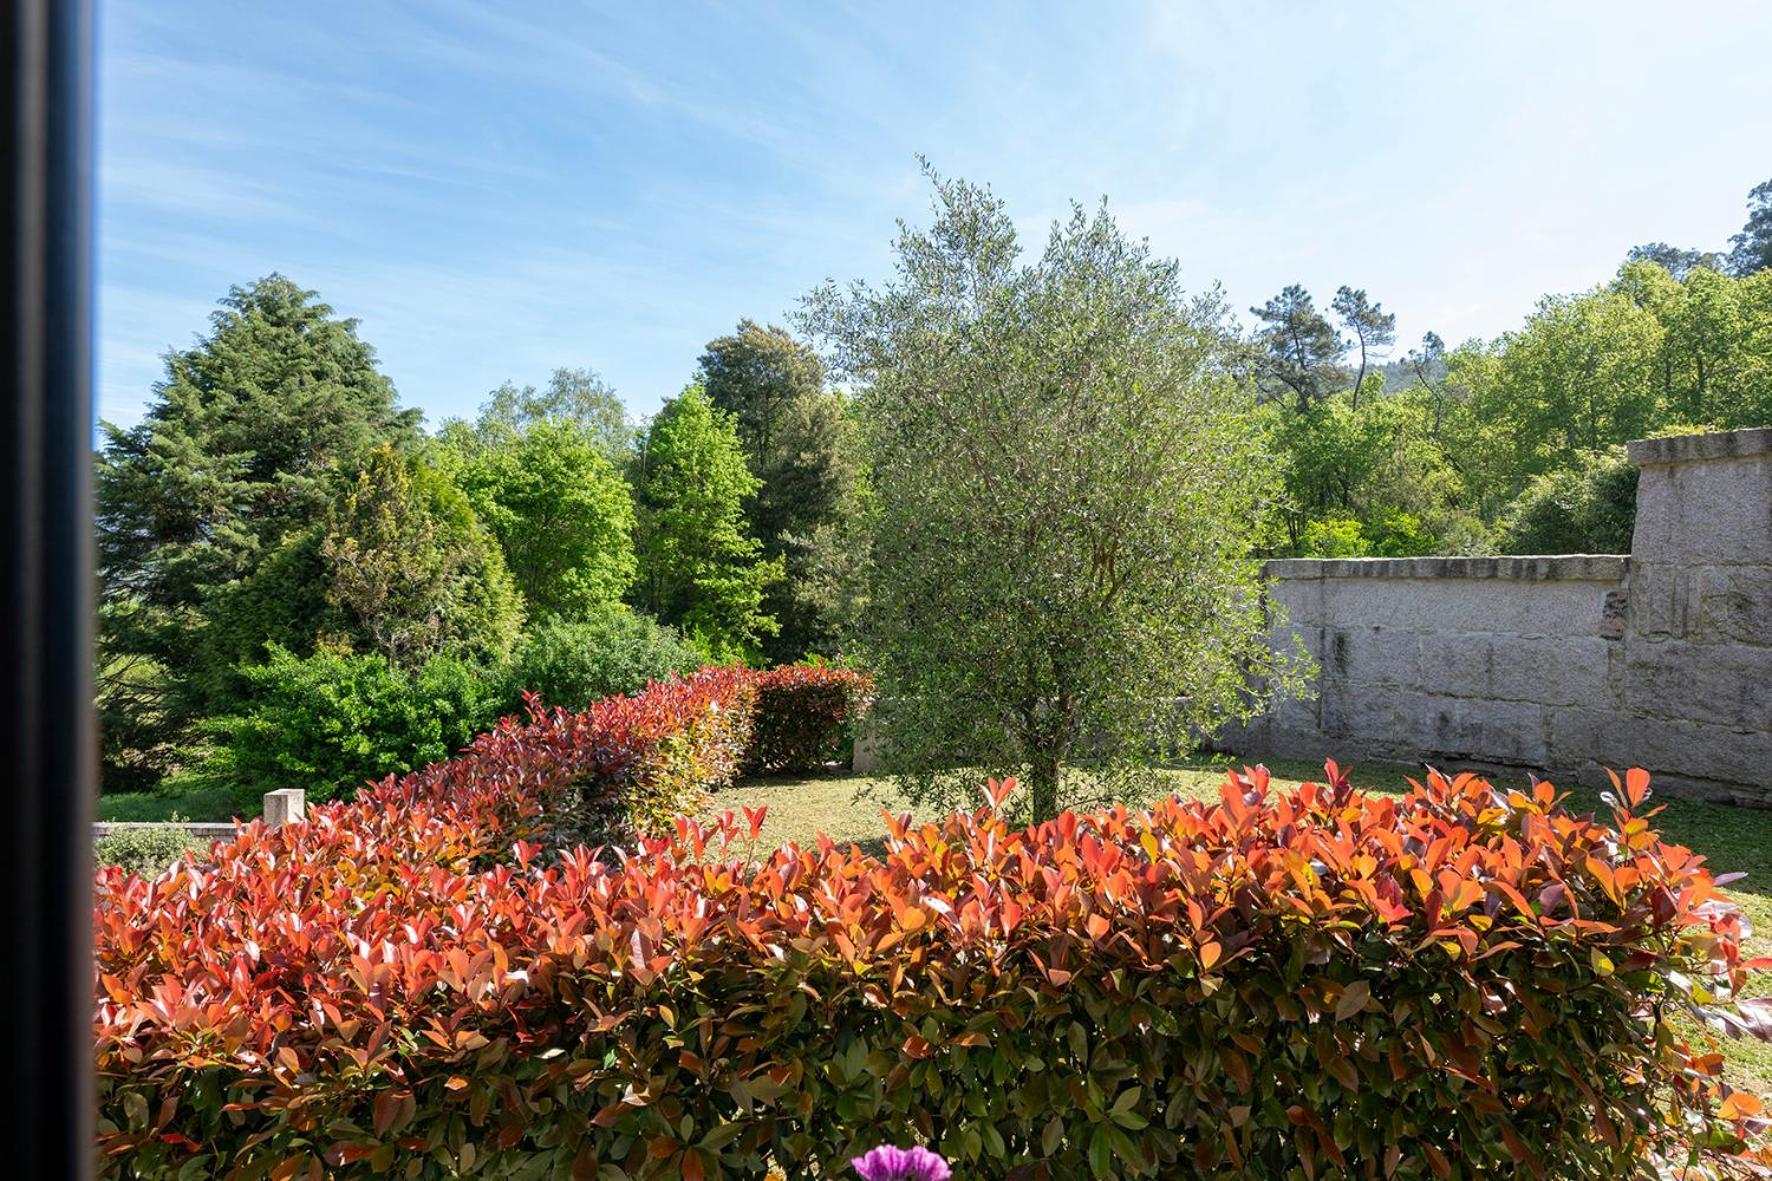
[96,740,1772,1177]
[742,664,872,775]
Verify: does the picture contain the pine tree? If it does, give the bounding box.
[1248,285,1349,411]
[96,275,419,787]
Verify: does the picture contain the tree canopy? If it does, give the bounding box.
[318,445,524,668]
[475,367,632,456]
[1331,286,1396,409]
[440,419,637,619]
[632,386,782,662]
[95,275,419,786]
[1729,177,1772,277]
[805,169,1301,821]
[1256,253,1772,559]
[697,320,861,662]
[1248,284,1348,411]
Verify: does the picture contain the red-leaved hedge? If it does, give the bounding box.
[94,750,1772,1179]
[742,664,872,775]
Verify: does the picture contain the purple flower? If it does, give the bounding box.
[850,1144,952,1181]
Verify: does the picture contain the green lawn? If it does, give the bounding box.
[708,756,1772,1093]
[96,782,242,823]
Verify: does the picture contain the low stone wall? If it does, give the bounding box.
[1231,426,1772,804]
[92,821,239,844]
[93,788,309,843]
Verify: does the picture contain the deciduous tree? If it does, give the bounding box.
[698,320,861,662]
[441,419,637,618]
[633,386,782,661]
[804,169,1303,821]
[1625,241,1725,280]
[477,367,632,457]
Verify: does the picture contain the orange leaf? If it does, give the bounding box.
[1721,1092,1765,1120]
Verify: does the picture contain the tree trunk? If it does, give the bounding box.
[1028,743,1061,824]
[1024,687,1076,824]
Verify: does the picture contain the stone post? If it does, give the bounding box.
[262,788,306,829]
[851,715,881,775]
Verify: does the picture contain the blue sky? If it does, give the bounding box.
[99,1,1772,428]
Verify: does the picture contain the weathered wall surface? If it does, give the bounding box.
[1231,426,1772,803]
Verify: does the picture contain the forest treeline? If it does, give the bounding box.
[95,176,1772,797]
[97,304,860,797]
[1248,177,1772,557]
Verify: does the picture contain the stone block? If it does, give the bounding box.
[1624,640,1772,730]
[1322,625,1420,688]
[1485,635,1612,707]
[1628,427,1772,467]
[262,788,306,829]
[1319,577,1614,636]
[1400,696,1548,766]
[1416,633,1492,698]
[1243,724,1356,764]
[1269,576,1326,627]
[1318,680,1396,737]
[1269,622,1322,665]
[1696,567,1772,648]
[851,718,882,775]
[1549,707,1772,791]
[1266,681,1320,732]
[1631,454,1772,565]
[1317,685,1547,767]
[1628,562,1695,641]
[1414,633,1612,707]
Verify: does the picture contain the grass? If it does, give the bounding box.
[709,755,1772,1092]
[97,781,242,823]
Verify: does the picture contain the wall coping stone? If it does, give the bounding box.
[93,821,239,841]
[1628,427,1772,467]
[1265,555,1630,582]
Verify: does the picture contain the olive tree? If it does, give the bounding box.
[803,170,1303,821]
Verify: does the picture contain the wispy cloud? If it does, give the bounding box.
[96,0,1772,430]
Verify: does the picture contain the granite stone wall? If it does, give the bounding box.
[1231,426,1772,804]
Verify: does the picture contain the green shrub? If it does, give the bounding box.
[1300,514,1370,556]
[183,645,506,806]
[93,820,201,877]
[94,766,1772,1177]
[501,605,706,711]
[1300,511,1442,558]
[1497,447,1639,554]
[1363,509,1438,556]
